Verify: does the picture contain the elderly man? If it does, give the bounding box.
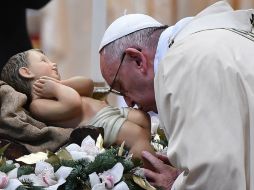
[99,1,254,190]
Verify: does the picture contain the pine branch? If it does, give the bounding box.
[17,165,34,177]
[0,163,16,173]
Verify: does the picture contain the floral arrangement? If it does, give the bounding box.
[0,118,167,190]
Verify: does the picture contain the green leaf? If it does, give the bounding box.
[17,165,34,177]
[0,143,10,156]
[0,163,16,173]
[45,151,60,165]
[56,148,73,160]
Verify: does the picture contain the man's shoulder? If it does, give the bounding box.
[158,29,242,77]
[168,28,250,59]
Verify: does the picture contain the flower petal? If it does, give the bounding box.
[54,166,73,180]
[5,179,22,190]
[81,136,100,156]
[65,143,81,152]
[44,178,66,190]
[92,182,107,190]
[7,168,18,179]
[68,151,95,161]
[81,135,96,148]
[35,161,54,176]
[0,171,8,189]
[113,181,130,190]
[108,162,124,184]
[89,172,101,188]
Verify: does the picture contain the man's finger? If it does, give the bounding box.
[142,168,157,182]
[142,151,164,171]
[156,152,172,165]
[146,181,157,188]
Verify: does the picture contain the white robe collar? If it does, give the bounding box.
[153,17,192,73]
[176,1,254,41]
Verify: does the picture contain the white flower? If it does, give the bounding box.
[89,162,129,190]
[19,161,72,190]
[65,135,103,161]
[0,170,23,190]
[151,116,160,135]
[0,171,8,189]
[151,134,164,152]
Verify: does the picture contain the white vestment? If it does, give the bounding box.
[155,1,254,189]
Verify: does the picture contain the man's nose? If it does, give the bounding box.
[124,96,135,107]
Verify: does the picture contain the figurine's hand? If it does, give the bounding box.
[142,151,181,190]
[33,78,60,99]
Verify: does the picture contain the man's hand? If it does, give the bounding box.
[33,77,60,99]
[142,151,181,190]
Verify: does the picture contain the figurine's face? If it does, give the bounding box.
[27,50,60,80]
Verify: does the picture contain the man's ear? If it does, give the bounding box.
[125,48,147,73]
[19,67,35,79]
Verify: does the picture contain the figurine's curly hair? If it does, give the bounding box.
[1,49,43,103]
